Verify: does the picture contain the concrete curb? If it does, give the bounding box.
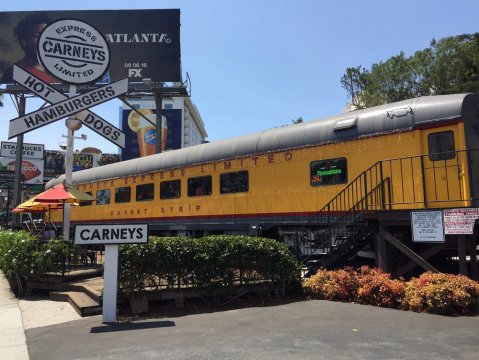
[0,272,29,360]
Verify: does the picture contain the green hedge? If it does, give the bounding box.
[0,231,71,296]
[118,235,302,296]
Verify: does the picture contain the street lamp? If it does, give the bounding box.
[62,116,83,241]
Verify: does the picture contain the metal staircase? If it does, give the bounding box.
[295,149,476,275]
[296,162,389,273]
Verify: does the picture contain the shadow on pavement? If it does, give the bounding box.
[90,320,175,333]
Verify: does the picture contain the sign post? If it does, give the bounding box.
[74,223,149,323]
[103,244,119,323]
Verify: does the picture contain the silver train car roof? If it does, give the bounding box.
[46,93,478,188]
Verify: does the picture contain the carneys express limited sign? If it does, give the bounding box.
[38,19,110,85]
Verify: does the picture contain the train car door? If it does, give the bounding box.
[461,95,479,207]
[421,129,469,208]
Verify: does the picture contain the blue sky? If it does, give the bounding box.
[1,0,479,154]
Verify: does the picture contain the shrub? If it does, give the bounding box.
[0,231,40,295]
[303,267,359,302]
[403,272,479,315]
[356,266,405,309]
[0,231,73,296]
[0,231,83,296]
[118,235,302,296]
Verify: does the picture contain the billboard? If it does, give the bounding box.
[44,150,121,178]
[0,9,181,85]
[120,108,182,160]
[0,157,44,184]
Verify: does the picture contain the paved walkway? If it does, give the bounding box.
[0,272,81,360]
[0,273,29,360]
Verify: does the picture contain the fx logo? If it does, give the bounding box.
[128,69,143,77]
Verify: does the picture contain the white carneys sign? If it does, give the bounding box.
[75,224,148,245]
[74,224,148,323]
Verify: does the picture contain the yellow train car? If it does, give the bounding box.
[46,93,479,240]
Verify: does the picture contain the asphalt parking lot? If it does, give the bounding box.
[25,299,479,360]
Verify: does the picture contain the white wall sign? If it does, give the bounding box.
[37,19,111,85]
[444,208,479,235]
[411,211,445,243]
[0,141,44,159]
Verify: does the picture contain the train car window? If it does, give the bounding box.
[80,192,93,207]
[187,176,212,197]
[136,183,155,201]
[96,189,111,205]
[310,158,348,186]
[220,171,249,194]
[428,131,455,161]
[160,180,181,199]
[115,186,131,203]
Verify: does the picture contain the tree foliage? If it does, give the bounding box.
[341,33,479,109]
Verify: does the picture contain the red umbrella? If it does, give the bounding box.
[35,182,94,204]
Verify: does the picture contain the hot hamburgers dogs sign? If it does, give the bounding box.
[38,19,110,85]
[9,18,127,148]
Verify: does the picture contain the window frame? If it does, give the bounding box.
[220,170,249,194]
[136,183,155,202]
[160,179,181,199]
[80,191,93,207]
[115,186,131,204]
[96,189,111,205]
[187,175,212,197]
[428,131,456,161]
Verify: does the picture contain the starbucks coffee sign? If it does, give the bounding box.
[38,19,110,85]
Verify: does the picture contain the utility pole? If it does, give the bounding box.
[154,90,163,154]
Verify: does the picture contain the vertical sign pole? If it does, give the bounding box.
[12,95,25,229]
[102,244,119,323]
[63,85,77,241]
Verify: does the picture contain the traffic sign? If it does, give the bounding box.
[9,75,128,140]
[12,65,126,148]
